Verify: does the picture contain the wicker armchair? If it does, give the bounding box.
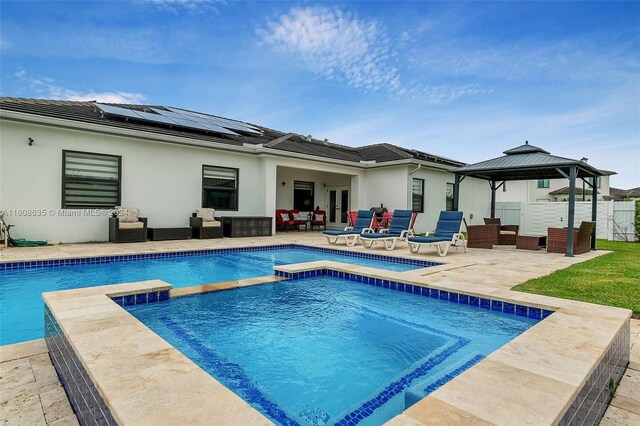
[109,217,147,243]
[484,218,519,245]
[547,221,595,255]
[466,224,499,249]
[190,211,222,239]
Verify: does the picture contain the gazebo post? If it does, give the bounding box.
[490,181,496,218]
[453,174,461,212]
[566,166,577,257]
[591,177,598,250]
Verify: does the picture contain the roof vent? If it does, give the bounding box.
[360,160,377,165]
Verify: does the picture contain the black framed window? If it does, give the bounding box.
[62,150,121,208]
[537,179,550,188]
[293,181,314,211]
[446,183,454,211]
[202,165,238,210]
[412,178,424,212]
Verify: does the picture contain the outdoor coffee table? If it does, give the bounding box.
[516,234,547,251]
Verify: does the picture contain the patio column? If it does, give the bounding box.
[591,177,598,250]
[566,166,577,257]
[452,174,461,211]
[490,181,496,218]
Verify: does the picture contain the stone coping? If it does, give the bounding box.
[42,261,630,425]
[42,280,271,425]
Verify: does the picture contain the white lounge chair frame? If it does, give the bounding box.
[324,226,374,246]
[360,229,414,251]
[407,232,468,257]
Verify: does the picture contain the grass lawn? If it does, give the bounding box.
[513,240,640,317]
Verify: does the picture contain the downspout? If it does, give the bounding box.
[408,164,422,209]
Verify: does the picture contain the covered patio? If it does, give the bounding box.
[450,142,607,256]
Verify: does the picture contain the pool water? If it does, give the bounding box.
[0,247,427,345]
[128,276,539,425]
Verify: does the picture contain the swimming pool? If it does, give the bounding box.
[128,276,539,425]
[0,245,436,345]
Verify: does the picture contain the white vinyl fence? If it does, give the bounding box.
[495,201,637,241]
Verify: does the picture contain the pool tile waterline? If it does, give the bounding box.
[274,269,554,320]
[0,244,440,270]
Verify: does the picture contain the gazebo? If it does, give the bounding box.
[450,142,607,257]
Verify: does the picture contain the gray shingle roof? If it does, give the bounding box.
[452,141,612,180]
[548,186,594,196]
[0,97,463,167]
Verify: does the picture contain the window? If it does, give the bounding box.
[502,182,507,192]
[202,166,238,210]
[62,150,121,208]
[412,178,424,212]
[446,183,454,211]
[592,177,601,188]
[293,181,314,211]
[537,179,550,188]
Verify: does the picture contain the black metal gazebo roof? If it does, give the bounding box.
[452,142,607,181]
[450,141,604,256]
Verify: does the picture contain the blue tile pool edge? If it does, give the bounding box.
[0,244,441,270]
[44,305,117,426]
[43,272,630,426]
[274,268,555,321]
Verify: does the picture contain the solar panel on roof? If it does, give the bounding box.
[95,103,144,120]
[167,107,262,135]
[135,111,179,126]
[151,108,239,136]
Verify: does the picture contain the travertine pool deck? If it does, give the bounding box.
[0,234,633,425]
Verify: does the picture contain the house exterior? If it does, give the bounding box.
[0,98,490,243]
[495,174,614,203]
[607,187,640,201]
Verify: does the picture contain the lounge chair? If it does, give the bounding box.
[406,211,467,257]
[359,210,417,251]
[323,210,375,246]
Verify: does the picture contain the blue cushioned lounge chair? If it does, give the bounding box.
[323,210,375,246]
[359,210,417,251]
[407,211,467,257]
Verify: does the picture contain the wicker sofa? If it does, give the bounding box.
[484,218,519,245]
[547,221,595,255]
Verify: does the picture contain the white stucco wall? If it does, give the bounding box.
[496,177,610,202]
[1,120,268,243]
[358,165,490,233]
[1,116,491,242]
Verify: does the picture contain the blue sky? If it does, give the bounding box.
[1,0,639,188]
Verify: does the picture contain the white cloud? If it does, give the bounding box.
[15,70,146,104]
[140,0,224,14]
[398,83,494,104]
[412,39,639,82]
[258,6,400,92]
